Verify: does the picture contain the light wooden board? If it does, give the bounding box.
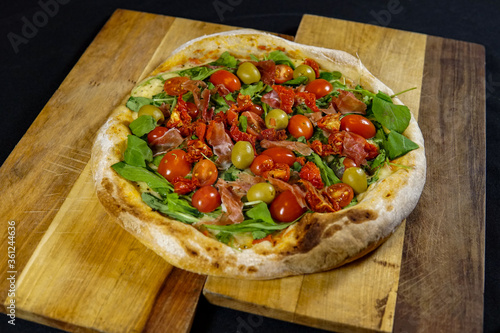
[203,14,427,333]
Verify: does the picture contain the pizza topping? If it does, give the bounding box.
[116,50,420,247]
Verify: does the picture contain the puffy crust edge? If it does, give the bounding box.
[91,30,426,280]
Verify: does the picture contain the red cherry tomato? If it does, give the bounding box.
[186,101,199,119]
[274,64,294,84]
[249,104,264,116]
[250,154,274,176]
[157,149,192,182]
[287,115,314,140]
[305,78,333,99]
[262,147,296,166]
[192,186,221,213]
[164,76,189,96]
[209,70,241,92]
[147,126,168,145]
[340,115,376,139]
[324,183,354,208]
[192,159,218,187]
[269,190,306,222]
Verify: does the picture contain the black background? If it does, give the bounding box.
[1,0,498,332]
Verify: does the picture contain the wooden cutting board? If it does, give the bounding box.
[0,10,485,333]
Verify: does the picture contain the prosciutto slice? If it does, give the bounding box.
[206,121,234,169]
[215,178,244,224]
[332,90,367,114]
[260,139,313,156]
[150,128,185,156]
[267,177,307,208]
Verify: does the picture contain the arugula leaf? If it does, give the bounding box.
[267,50,295,69]
[177,66,221,81]
[126,97,152,112]
[123,135,153,167]
[371,94,411,133]
[308,153,341,186]
[319,71,342,82]
[216,231,233,244]
[150,92,177,106]
[111,162,172,197]
[220,165,241,181]
[152,154,164,167]
[368,149,386,170]
[385,131,419,160]
[141,192,202,224]
[245,202,274,224]
[204,219,294,234]
[210,51,238,68]
[129,115,156,137]
[239,81,265,97]
[282,76,308,86]
[239,115,248,132]
[309,128,329,144]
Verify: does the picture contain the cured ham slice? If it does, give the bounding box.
[260,139,313,156]
[331,90,367,114]
[150,128,185,156]
[206,121,234,169]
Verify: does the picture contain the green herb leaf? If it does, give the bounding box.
[177,66,222,81]
[372,95,411,133]
[129,115,157,137]
[267,50,295,69]
[239,115,248,132]
[216,231,233,244]
[385,131,419,160]
[282,76,308,86]
[246,202,274,224]
[239,81,265,97]
[319,71,342,82]
[126,97,152,112]
[308,153,341,186]
[123,135,153,167]
[210,51,238,68]
[111,162,172,197]
[141,192,201,224]
[251,230,267,240]
[220,165,241,181]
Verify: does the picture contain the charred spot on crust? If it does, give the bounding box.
[385,192,392,198]
[212,262,220,269]
[247,266,258,273]
[324,224,343,238]
[345,209,378,224]
[294,218,325,254]
[185,246,198,257]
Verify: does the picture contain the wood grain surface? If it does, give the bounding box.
[204,14,427,333]
[393,36,485,333]
[0,9,485,333]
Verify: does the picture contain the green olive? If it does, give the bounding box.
[247,182,276,204]
[138,104,164,124]
[237,62,261,85]
[231,141,255,169]
[293,64,316,84]
[342,167,368,194]
[265,109,289,130]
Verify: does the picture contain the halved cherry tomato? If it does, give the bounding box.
[209,70,241,92]
[191,186,221,213]
[288,115,314,140]
[305,78,333,99]
[274,64,294,84]
[340,115,376,139]
[250,154,274,176]
[324,183,354,208]
[192,159,218,187]
[147,126,168,145]
[262,147,296,166]
[158,149,192,182]
[186,101,199,119]
[269,190,306,222]
[164,76,189,96]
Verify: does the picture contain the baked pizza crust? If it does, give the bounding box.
[91,29,426,280]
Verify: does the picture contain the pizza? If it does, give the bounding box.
[91,29,426,280]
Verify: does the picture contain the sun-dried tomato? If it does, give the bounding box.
[166,95,193,137]
[310,139,341,157]
[328,131,345,154]
[303,58,320,78]
[365,141,379,160]
[263,163,290,182]
[261,128,288,141]
[194,121,207,142]
[229,125,258,147]
[272,85,295,114]
[186,139,213,163]
[172,177,198,195]
[295,156,306,166]
[317,114,341,133]
[299,180,336,213]
[294,91,320,112]
[298,162,324,189]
